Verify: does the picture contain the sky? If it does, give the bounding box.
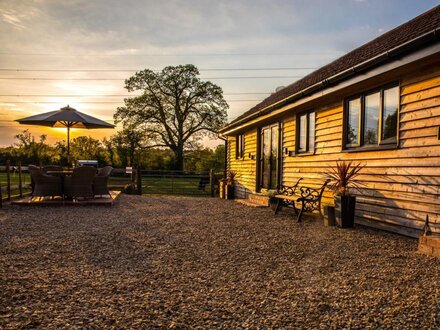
[0,0,438,148]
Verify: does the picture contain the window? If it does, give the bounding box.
[344,84,399,149]
[297,111,315,153]
[236,134,244,158]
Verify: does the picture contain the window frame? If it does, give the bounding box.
[343,82,399,151]
[236,133,245,159]
[295,110,316,155]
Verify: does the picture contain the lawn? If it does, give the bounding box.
[0,172,210,199]
[1,195,439,328]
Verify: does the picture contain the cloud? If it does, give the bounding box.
[0,9,26,29]
[0,0,438,146]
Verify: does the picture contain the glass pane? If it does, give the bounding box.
[299,114,307,152]
[236,135,241,158]
[382,86,398,143]
[262,129,270,188]
[347,98,360,146]
[308,112,315,151]
[270,127,278,189]
[364,92,380,145]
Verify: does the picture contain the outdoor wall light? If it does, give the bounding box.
[283,147,289,155]
[248,153,255,160]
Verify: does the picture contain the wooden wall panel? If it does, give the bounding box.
[227,129,258,198]
[226,65,440,237]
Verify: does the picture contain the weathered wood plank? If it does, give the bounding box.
[401,75,440,96]
[401,85,440,105]
[400,106,440,122]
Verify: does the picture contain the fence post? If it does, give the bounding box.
[137,166,142,195]
[0,180,2,208]
[6,160,11,201]
[18,162,23,198]
[209,169,215,197]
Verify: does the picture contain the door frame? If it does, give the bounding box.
[257,122,282,191]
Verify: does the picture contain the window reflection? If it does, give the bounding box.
[299,114,307,152]
[364,92,380,145]
[347,98,360,146]
[382,86,398,143]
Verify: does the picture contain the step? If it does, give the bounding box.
[248,193,269,207]
[235,198,267,208]
[418,235,440,258]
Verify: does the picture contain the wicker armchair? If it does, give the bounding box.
[64,166,97,199]
[28,165,62,198]
[93,166,113,197]
[42,165,63,174]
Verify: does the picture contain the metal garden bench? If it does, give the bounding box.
[274,178,330,222]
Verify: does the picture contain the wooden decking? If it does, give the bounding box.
[11,191,121,207]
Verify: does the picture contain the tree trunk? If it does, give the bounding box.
[174,146,184,171]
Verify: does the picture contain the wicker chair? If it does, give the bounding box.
[42,165,63,174]
[28,165,63,198]
[64,166,97,199]
[93,166,113,197]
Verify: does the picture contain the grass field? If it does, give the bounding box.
[109,175,211,195]
[0,172,211,198]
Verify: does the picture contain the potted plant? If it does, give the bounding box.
[326,161,364,228]
[261,188,278,210]
[225,170,236,200]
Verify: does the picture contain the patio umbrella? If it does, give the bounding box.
[16,105,115,164]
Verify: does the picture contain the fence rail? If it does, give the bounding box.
[0,162,223,205]
[139,169,222,196]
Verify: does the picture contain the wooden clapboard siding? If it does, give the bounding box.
[225,61,440,237]
[227,129,258,197]
[278,68,440,237]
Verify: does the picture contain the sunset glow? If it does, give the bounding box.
[0,0,437,147]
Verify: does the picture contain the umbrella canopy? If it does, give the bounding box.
[16,105,115,165]
[16,105,115,129]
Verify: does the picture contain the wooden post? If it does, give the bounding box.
[6,160,11,201]
[130,168,136,194]
[0,180,3,208]
[137,166,142,195]
[18,162,23,198]
[209,169,215,197]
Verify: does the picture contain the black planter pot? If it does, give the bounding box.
[225,184,235,200]
[334,195,356,228]
[269,197,278,211]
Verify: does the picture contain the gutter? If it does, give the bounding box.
[219,27,440,134]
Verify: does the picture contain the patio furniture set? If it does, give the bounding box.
[28,165,113,200]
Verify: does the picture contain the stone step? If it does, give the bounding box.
[235,198,267,208]
[418,235,440,258]
[248,193,269,207]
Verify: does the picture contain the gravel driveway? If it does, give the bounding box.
[1,195,439,329]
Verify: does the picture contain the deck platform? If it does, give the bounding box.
[11,191,121,207]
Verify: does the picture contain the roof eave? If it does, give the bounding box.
[218,27,440,135]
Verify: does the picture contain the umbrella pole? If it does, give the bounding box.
[67,126,70,168]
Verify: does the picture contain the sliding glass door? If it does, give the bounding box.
[259,124,280,190]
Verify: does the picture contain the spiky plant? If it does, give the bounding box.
[227,170,236,185]
[326,161,365,196]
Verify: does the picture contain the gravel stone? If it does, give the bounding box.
[1,195,439,329]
